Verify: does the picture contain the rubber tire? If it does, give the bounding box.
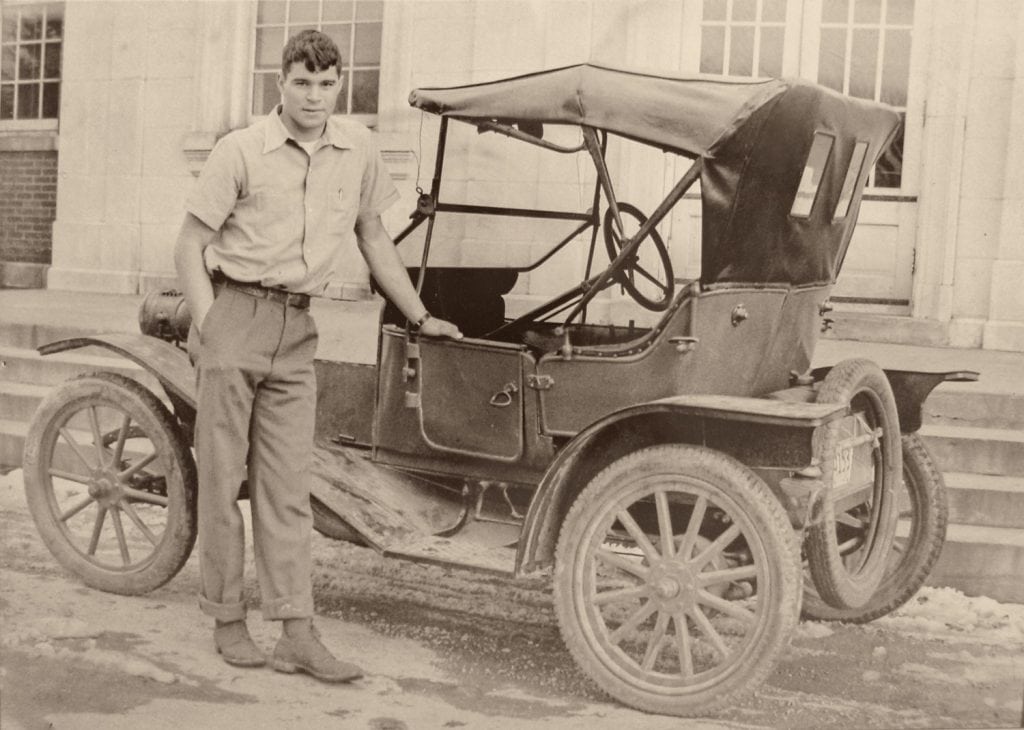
[805,358,902,611]
[311,495,365,545]
[553,444,801,717]
[22,372,197,595]
[802,433,948,622]
[602,202,675,311]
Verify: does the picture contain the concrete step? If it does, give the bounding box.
[1,419,28,471]
[0,318,135,352]
[0,345,157,390]
[945,473,1024,530]
[927,523,1024,603]
[0,381,50,423]
[921,424,1024,477]
[924,388,1024,431]
[0,419,157,479]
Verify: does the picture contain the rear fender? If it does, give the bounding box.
[515,394,846,575]
[39,333,196,415]
[812,366,979,433]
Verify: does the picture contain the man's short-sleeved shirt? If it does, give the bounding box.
[185,107,399,295]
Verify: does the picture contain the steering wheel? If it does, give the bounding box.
[602,202,674,311]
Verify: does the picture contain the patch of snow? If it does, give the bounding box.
[898,661,969,686]
[795,621,834,639]
[0,469,27,511]
[758,687,952,728]
[8,640,180,684]
[70,647,180,684]
[875,587,1024,646]
[28,616,101,640]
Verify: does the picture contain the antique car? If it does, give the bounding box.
[21,64,977,716]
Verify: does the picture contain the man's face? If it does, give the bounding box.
[277,61,343,140]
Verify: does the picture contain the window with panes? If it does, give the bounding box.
[252,0,383,119]
[0,2,63,123]
[694,0,914,190]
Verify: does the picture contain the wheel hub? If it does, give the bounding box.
[89,470,123,507]
[655,577,680,599]
[648,561,698,610]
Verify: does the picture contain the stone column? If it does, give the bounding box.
[982,4,1024,351]
[910,0,976,330]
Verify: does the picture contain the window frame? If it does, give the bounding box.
[0,0,63,132]
[681,0,922,199]
[248,0,383,128]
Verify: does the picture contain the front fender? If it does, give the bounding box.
[39,333,196,411]
[514,394,846,575]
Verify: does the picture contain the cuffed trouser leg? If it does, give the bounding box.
[249,305,317,620]
[191,287,318,623]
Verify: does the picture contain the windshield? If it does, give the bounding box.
[394,116,680,329]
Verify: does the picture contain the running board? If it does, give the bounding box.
[384,534,516,575]
[309,440,521,575]
[309,440,464,551]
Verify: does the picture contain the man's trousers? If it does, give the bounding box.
[189,285,318,622]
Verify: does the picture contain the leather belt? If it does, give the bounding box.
[212,273,310,309]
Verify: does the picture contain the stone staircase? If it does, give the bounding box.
[917,390,1024,601]
[1,305,1021,603]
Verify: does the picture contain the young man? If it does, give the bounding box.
[174,30,461,683]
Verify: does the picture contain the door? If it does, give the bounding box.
[415,338,526,462]
[672,0,921,311]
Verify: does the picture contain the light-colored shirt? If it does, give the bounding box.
[185,107,399,295]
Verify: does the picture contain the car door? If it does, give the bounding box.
[414,337,526,461]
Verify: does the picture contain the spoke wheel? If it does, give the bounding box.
[22,372,197,595]
[554,445,800,716]
[602,203,674,311]
[802,433,947,622]
[805,359,901,610]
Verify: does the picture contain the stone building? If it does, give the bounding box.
[1,0,1022,351]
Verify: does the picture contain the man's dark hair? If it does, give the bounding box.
[281,30,342,77]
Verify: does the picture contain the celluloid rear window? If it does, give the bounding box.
[790,132,834,218]
[833,141,868,220]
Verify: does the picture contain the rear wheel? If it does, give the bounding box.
[553,444,801,716]
[802,433,947,622]
[22,372,197,595]
[805,359,901,610]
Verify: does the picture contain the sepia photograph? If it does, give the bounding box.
[1,0,1022,727]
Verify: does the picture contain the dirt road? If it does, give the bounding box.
[2,469,1022,730]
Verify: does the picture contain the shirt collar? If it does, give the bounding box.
[263,105,355,153]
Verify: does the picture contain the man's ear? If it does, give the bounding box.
[276,72,285,95]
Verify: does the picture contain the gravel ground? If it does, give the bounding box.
[2,468,1022,729]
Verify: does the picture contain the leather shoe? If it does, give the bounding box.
[271,621,363,683]
[213,620,266,668]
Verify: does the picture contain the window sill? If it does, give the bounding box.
[0,128,58,152]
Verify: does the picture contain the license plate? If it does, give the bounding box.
[833,446,853,486]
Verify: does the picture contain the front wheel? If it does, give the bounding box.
[553,444,801,716]
[22,372,197,595]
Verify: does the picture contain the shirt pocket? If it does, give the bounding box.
[327,192,358,238]
[254,190,304,244]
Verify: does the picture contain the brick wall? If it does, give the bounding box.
[0,150,58,265]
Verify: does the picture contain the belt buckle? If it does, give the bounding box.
[284,291,304,308]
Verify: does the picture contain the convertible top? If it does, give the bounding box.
[409,63,787,157]
[409,63,902,288]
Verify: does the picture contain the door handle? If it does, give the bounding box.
[489,382,519,408]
